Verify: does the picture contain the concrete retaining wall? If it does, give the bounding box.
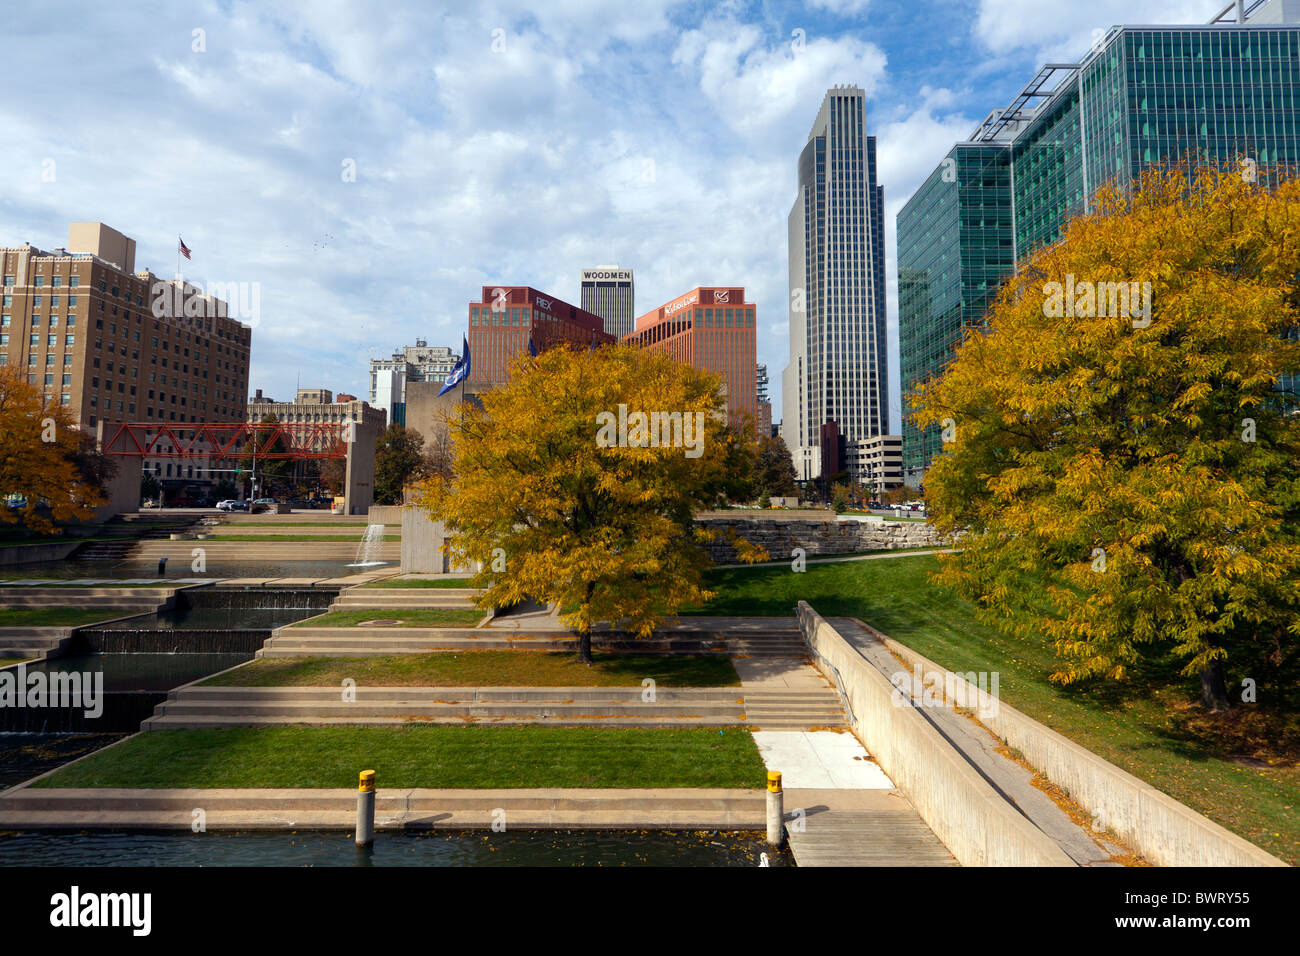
[875,630,1288,867]
[366,505,405,526]
[702,516,947,561]
[795,601,1074,867]
[400,508,477,574]
[0,541,80,566]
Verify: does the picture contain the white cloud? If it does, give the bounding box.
[673,20,888,141]
[974,0,1227,62]
[807,0,873,14]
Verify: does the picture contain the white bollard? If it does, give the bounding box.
[356,770,376,846]
[766,771,784,847]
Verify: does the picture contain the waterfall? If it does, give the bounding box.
[347,524,387,567]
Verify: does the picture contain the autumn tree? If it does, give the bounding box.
[0,367,107,532]
[412,343,768,662]
[913,164,1300,710]
[374,424,427,505]
[753,433,798,498]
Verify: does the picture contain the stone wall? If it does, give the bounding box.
[699,516,949,562]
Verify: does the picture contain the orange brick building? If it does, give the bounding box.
[623,287,757,431]
[466,286,614,386]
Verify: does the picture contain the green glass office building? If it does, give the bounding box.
[898,2,1300,483]
[897,145,1014,479]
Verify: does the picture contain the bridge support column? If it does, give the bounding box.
[95,421,143,519]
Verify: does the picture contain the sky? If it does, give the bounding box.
[0,0,1227,430]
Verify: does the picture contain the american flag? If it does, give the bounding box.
[178,237,191,260]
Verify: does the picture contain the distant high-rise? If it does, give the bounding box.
[580,266,635,338]
[368,338,459,426]
[467,286,614,386]
[624,286,758,431]
[781,86,888,483]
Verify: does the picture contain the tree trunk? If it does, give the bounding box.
[577,581,595,665]
[1200,658,1230,712]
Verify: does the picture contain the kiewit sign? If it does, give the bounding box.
[663,293,698,317]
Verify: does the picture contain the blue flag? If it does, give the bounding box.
[438,336,471,396]
[527,330,538,357]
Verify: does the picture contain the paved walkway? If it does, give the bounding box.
[737,654,956,866]
[714,548,957,571]
[827,617,1124,866]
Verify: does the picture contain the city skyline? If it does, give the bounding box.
[0,0,1234,425]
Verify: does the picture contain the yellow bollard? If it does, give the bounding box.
[356,770,376,846]
[766,770,784,847]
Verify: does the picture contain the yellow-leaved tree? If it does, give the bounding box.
[0,366,108,533]
[913,164,1300,711]
[411,343,768,662]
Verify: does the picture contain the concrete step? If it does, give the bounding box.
[165,686,754,702]
[0,587,177,600]
[142,715,755,729]
[0,596,165,609]
[151,700,749,718]
[141,683,844,730]
[0,787,764,813]
[336,588,481,600]
[0,787,765,830]
[330,597,477,610]
[257,645,806,658]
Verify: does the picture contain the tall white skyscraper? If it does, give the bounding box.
[580,265,635,337]
[781,86,888,481]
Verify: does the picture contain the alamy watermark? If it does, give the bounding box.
[0,663,103,718]
[1042,274,1152,328]
[889,664,1000,719]
[151,278,261,328]
[595,404,705,459]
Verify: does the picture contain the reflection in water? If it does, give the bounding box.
[0,829,795,867]
[0,733,126,788]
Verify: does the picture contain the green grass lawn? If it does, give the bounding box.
[33,726,766,789]
[201,651,740,687]
[0,607,137,627]
[693,554,1300,865]
[0,657,27,668]
[292,608,484,628]
[359,578,474,589]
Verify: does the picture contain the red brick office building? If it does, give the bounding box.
[466,286,614,386]
[623,287,758,431]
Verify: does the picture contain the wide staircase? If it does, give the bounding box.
[327,587,480,611]
[0,586,182,660]
[72,514,199,561]
[143,684,845,731]
[257,618,807,658]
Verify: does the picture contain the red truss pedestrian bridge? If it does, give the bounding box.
[94,420,382,516]
[98,421,351,459]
